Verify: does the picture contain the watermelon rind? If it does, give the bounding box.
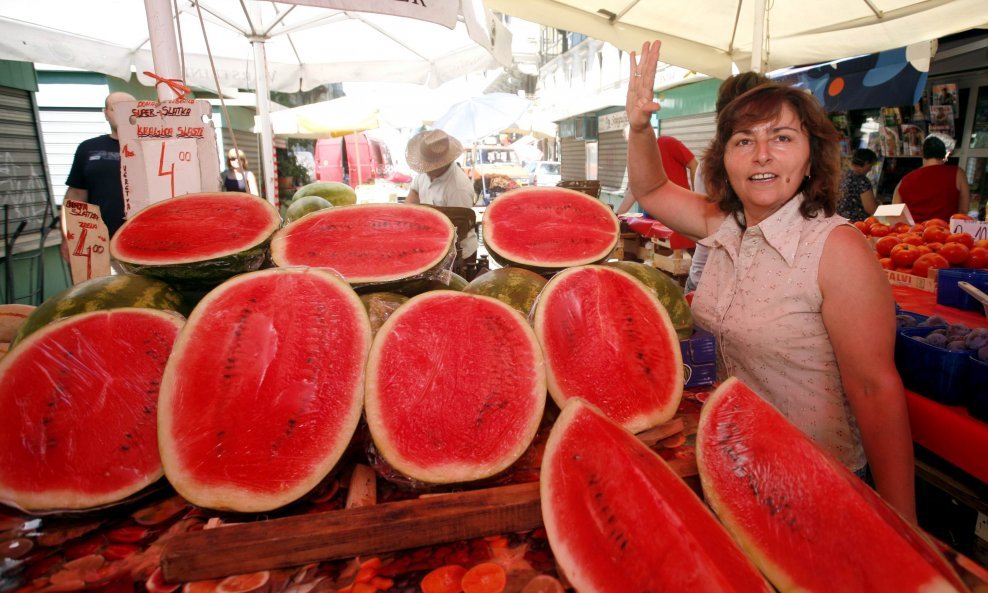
[270,203,456,285]
[285,195,333,224]
[541,398,773,593]
[360,291,409,335]
[110,192,281,285]
[0,308,185,513]
[533,265,683,434]
[462,267,547,318]
[11,274,185,347]
[158,267,372,513]
[696,377,970,593]
[292,181,357,207]
[482,187,619,271]
[365,291,546,484]
[603,260,694,339]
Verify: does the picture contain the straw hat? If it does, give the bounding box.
[406,130,463,173]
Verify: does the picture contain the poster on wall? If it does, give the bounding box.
[931,83,959,113]
[929,105,955,139]
[112,99,221,218]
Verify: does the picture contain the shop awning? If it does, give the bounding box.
[771,42,933,112]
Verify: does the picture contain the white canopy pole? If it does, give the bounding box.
[751,0,767,72]
[249,4,278,206]
[143,0,182,100]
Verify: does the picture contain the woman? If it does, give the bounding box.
[627,41,915,521]
[221,148,258,196]
[836,148,879,222]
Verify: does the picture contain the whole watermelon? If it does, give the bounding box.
[292,181,357,207]
[285,195,333,223]
[463,267,547,317]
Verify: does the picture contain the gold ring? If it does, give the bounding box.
[634,72,642,77]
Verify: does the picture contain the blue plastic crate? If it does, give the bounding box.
[965,355,988,421]
[680,325,716,388]
[895,327,972,406]
[936,268,988,312]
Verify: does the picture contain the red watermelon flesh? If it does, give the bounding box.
[110,192,280,265]
[0,309,184,512]
[541,398,773,593]
[269,203,455,284]
[696,378,969,593]
[533,265,683,434]
[365,291,546,484]
[158,267,372,513]
[482,187,618,269]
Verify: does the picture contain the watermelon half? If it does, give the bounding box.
[110,192,281,286]
[696,378,970,593]
[158,267,372,513]
[270,203,455,285]
[365,291,546,484]
[533,265,683,433]
[0,308,185,512]
[541,398,773,593]
[482,187,619,270]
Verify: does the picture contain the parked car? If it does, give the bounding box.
[527,161,561,187]
[461,144,531,204]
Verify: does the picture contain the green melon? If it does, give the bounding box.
[285,195,333,223]
[463,267,547,317]
[360,292,409,335]
[12,275,185,347]
[292,181,357,207]
[604,261,693,339]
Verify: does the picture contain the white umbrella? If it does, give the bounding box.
[433,92,532,143]
[483,0,988,78]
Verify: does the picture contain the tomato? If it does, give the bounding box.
[939,242,970,266]
[875,235,900,257]
[976,239,988,249]
[922,226,949,244]
[878,257,894,270]
[863,216,879,227]
[968,246,988,269]
[912,253,950,279]
[900,233,924,246]
[869,223,891,237]
[926,241,944,252]
[945,232,975,249]
[892,222,912,234]
[909,224,925,234]
[924,218,949,228]
[852,221,870,235]
[915,245,933,256]
[950,213,975,221]
[890,243,922,268]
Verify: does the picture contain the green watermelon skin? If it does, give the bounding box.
[365,291,546,484]
[292,181,357,207]
[463,267,547,317]
[158,267,372,513]
[285,195,333,224]
[360,292,408,335]
[0,309,185,512]
[12,275,185,347]
[604,260,694,339]
[110,192,281,286]
[541,398,773,593]
[696,378,969,593]
[533,265,683,434]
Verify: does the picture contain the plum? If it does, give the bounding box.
[965,328,988,351]
[919,314,948,327]
[979,346,988,363]
[896,315,918,328]
[911,335,929,344]
[946,323,970,338]
[947,340,968,352]
[925,333,949,348]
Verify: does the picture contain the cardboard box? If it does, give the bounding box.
[873,203,914,226]
[885,269,937,292]
[680,325,717,388]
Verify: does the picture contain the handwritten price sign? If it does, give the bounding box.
[142,139,199,202]
[61,199,110,284]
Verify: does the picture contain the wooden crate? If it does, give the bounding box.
[650,236,692,276]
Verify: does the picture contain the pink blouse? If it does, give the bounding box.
[692,196,867,471]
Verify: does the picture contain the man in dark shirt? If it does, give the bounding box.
[65,91,135,237]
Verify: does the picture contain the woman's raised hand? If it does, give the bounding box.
[626,41,662,132]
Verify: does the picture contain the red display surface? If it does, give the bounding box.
[892,285,987,484]
[622,216,697,250]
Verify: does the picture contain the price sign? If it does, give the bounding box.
[142,139,200,206]
[61,199,111,284]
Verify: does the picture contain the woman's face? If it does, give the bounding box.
[723,103,811,222]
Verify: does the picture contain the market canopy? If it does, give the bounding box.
[482,0,988,79]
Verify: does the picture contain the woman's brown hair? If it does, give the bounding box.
[701,83,841,224]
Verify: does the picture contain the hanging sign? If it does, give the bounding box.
[113,98,220,217]
[61,199,111,284]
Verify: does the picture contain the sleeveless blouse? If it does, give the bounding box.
[692,196,866,471]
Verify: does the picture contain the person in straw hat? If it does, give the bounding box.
[406,129,478,261]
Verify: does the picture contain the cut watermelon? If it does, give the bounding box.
[541,398,773,593]
[365,291,546,484]
[0,309,185,512]
[270,203,455,285]
[158,267,372,512]
[533,265,683,433]
[482,187,619,270]
[604,260,694,339]
[696,378,970,593]
[110,192,281,285]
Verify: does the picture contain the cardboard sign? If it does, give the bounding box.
[61,199,111,284]
[873,203,914,226]
[950,217,988,241]
[113,98,220,217]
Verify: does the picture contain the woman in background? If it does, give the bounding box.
[221,148,259,196]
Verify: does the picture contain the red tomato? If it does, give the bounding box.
[926,241,944,252]
[909,224,925,234]
[922,226,949,244]
[924,218,949,228]
[890,243,922,268]
[950,213,975,221]
[863,216,879,227]
[976,239,988,249]
[969,247,988,269]
[875,236,901,257]
[879,257,894,270]
[892,222,912,234]
[946,232,975,249]
[900,233,924,246]
[912,253,950,279]
[914,245,933,256]
[852,221,870,235]
[939,242,971,266]
[869,223,891,237]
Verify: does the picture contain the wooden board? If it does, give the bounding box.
[61,199,111,284]
[160,482,542,583]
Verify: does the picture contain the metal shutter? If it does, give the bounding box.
[597,129,627,191]
[39,109,107,205]
[560,138,586,181]
[0,86,54,236]
[658,113,716,162]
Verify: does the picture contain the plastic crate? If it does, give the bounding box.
[895,327,972,406]
[936,268,988,312]
[680,325,716,388]
[966,355,988,422]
